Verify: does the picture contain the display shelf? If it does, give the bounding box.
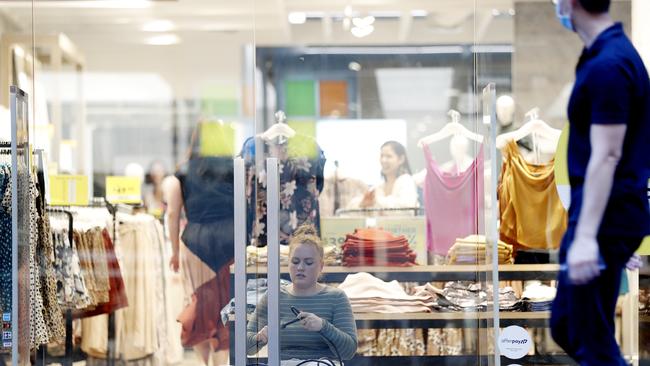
[231,264,560,282]
[228,311,551,329]
[242,354,576,366]
[354,311,550,328]
[640,315,650,323]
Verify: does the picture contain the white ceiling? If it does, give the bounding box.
[0,0,533,47]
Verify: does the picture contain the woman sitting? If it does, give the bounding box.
[246,225,358,363]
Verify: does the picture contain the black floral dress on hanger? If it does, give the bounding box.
[241,135,326,246]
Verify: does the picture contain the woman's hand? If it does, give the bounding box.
[169,253,180,273]
[255,326,268,344]
[297,312,324,332]
[359,190,375,208]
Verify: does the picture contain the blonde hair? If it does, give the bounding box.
[289,224,324,260]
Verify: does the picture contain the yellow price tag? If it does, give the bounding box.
[49,175,88,206]
[106,176,142,204]
[199,121,236,157]
[636,236,650,256]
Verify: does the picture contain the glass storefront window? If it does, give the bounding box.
[0,1,647,366]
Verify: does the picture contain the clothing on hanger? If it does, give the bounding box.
[498,140,567,251]
[242,135,326,246]
[422,144,484,256]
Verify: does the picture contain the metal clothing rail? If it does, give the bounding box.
[334,206,422,216]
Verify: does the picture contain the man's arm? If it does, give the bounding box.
[568,124,626,284]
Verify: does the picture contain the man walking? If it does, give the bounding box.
[550,0,650,365]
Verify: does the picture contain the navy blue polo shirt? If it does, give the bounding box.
[567,23,650,238]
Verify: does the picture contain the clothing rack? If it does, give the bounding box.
[45,199,120,365]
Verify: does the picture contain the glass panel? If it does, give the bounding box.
[481,2,643,365]
[249,1,489,365]
[30,2,257,366]
[1,2,34,365]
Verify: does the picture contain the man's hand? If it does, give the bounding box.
[567,234,601,284]
[626,254,643,270]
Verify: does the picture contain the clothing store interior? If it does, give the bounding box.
[1,0,649,365]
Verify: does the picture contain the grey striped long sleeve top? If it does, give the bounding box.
[246,286,358,360]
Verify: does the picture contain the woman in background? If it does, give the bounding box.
[348,141,418,212]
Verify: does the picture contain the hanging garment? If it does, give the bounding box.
[74,229,128,318]
[27,178,50,347]
[35,204,65,343]
[52,227,92,309]
[422,144,484,256]
[241,135,326,246]
[498,140,567,251]
[0,165,12,317]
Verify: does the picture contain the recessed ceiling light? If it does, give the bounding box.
[288,12,307,25]
[145,34,181,46]
[348,62,362,71]
[352,16,375,28]
[351,25,374,38]
[411,10,429,17]
[143,20,175,32]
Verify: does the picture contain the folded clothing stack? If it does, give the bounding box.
[521,281,556,312]
[338,272,435,313]
[342,228,417,267]
[446,235,514,265]
[246,244,290,266]
[413,282,525,312]
[246,244,339,266]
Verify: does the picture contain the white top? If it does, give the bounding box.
[347,173,419,210]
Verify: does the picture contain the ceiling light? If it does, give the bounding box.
[351,25,374,38]
[145,34,181,46]
[348,62,362,71]
[352,16,375,28]
[18,0,153,9]
[492,9,501,16]
[288,12,307,25]
[411,10,429,17]
[142,20,175,32]
[344,6,353,17]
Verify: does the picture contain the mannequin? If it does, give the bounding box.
[439,134,474,175]
[496,95,515,128]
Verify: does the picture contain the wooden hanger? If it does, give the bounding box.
[417,110,484,148]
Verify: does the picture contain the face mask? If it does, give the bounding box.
[555,0,575,32]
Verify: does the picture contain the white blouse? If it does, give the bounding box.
[347,174,419,211]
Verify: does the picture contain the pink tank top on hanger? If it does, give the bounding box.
[423,144,484,255]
